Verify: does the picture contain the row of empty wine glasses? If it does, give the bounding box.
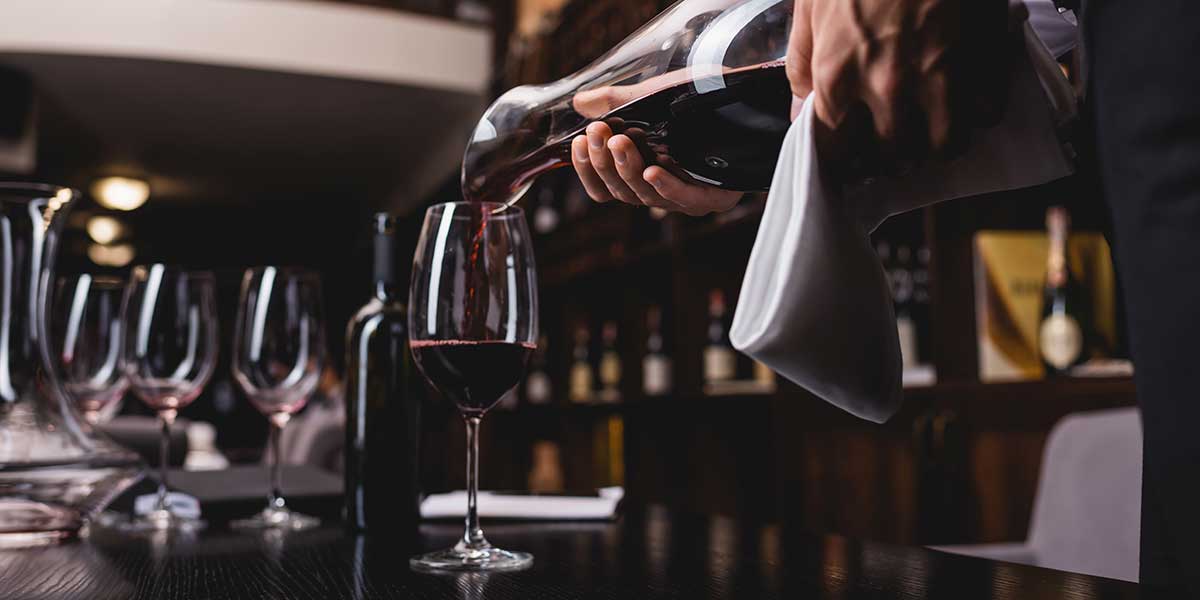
[52,265,326,533]
[49,199,538,571]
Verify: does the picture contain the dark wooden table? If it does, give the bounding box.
[0,506,1138,599]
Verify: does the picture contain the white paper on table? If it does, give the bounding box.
[729,23,1076,423]
[421,487,624,520]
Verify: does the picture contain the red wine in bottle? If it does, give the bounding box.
[411,340,535,417]
[462,62,791,206]
[344,213,423,533]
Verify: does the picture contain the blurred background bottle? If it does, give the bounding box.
[642,305,672,397]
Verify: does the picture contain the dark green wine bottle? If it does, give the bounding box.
[344,213,423,533]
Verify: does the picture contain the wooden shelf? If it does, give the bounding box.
[902,376,1134,402]
[494,401,625,419]
[497,376,1136,425]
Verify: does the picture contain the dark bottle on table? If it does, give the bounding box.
[344,213,423,533]
[1039,206,1090,376]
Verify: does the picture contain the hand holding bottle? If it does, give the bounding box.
[569,70,741,215]
[568,0,1017,214]
[570,120,743,216]
[787,0,1015,173]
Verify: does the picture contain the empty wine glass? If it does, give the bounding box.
[230,267,326,531]
[51,275,129,425]
[409,202,538,572]
[121,265,219,532]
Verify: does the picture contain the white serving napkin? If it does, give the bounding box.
[729,24,1075,423]
[421,487,624,520]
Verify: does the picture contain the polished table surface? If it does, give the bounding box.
[0,506,1138,599]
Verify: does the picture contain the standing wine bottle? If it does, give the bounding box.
[1039,206,1089,376]
[893,245,918,368]
[532,183,560,236]
[598,321,622,404]
[642,305,673,397]
[569,324,594,404]
[344,213,423,533]
[524,335,552,405]
[912,246,932,364]
[704,289,736,387]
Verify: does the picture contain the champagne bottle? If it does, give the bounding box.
[344,213,423,532]
[1038,206,1089,376]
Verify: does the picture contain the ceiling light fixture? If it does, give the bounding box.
[86,215,124,245]
[91,177,149,211]
[87,243,135,268]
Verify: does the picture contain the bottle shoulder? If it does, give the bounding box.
[347,298,408,335]
[352,297,406,319]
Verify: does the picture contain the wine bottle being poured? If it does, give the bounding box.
[460,0,795,209]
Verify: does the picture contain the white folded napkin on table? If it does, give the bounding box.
[421,487,624,520]
[729,24,1076,423]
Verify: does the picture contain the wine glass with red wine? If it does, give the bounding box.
[408,201,538,572]
[120,265,219,532]
[230,267,327,531]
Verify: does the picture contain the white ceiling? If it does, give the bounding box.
[0,0,493,212]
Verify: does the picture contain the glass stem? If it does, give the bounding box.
[156,410,175,513]
[269,421,285,511]
[462,415,487,549]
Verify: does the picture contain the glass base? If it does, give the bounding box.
[231,506,319,531]
[0,529,75,548]
[411,541,533,573]
[104,509,206,534]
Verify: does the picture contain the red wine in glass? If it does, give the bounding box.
[408,201,538,572]
[411,340,535,416]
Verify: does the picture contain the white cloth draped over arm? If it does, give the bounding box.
[729,23,1076,423]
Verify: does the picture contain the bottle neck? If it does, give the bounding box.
[373,226,398,301]
[374,280,399,302]
[1046,230,1068,289]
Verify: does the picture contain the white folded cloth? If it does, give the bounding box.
[135,492,202,520]
[421,487,624,520]
[730,24,1075,423]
